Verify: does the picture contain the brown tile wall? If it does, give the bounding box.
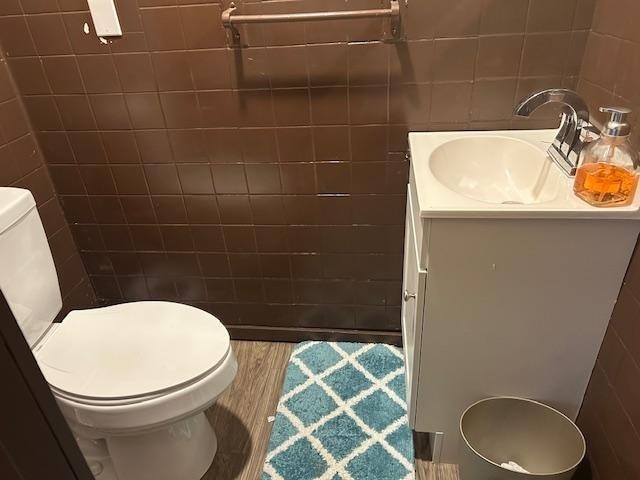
[0,47,94,316]
[576,1,640,479]
[0,0,592,336]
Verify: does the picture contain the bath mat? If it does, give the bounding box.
[262,341,415,480]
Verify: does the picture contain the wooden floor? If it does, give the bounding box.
[202,341,459,480]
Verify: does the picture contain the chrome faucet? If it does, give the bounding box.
[514,89,595,176]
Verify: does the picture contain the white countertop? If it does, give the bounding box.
[408,129,640,220]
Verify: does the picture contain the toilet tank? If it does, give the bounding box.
[0,188,62,346]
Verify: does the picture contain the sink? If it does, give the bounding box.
[428,136,561,205]
[408,129,640,219]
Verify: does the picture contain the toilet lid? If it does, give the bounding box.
[36,302,230,401]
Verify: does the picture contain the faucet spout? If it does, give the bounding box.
[514,88,589,122]
[514,89,592,177]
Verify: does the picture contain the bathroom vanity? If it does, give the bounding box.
[402,130,640,463]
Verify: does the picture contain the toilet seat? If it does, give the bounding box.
[53,349,237,434]
[36,301,230,403]
[34,301,238,434]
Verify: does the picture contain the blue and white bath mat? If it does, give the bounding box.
[262,341,415,480]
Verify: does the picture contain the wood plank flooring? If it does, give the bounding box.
[202,341,459,480]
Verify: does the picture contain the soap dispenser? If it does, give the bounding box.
[574,106,639,207]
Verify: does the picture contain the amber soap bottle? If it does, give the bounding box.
[574,107,639,207]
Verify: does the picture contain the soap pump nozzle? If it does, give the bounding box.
[600,106,631,137]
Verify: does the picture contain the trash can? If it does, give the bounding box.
[459,397,585,480]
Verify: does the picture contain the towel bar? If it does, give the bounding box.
[221,0,402,46]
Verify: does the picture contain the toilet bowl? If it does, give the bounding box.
[1,184,237,480]
[34,301,237,480]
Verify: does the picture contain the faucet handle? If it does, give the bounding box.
[582,123,601,139]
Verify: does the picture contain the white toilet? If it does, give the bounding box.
[0,187,238,480]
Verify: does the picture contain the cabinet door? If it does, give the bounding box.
[402,188,427,427]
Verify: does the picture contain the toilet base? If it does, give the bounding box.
[74,413,217,480]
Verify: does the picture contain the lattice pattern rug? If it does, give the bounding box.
[262,341,415,480]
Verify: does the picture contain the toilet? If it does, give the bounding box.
[0,187,238,480]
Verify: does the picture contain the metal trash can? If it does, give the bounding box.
[459,397,586,480]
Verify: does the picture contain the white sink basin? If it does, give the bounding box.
[429,136,562,205]
[409,129,640,219]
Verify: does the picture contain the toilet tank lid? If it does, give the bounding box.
[35,302,231,401]
[0,188,35,234]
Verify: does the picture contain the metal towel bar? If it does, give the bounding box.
[221,0,402,46]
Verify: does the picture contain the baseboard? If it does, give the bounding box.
[227,325,403,346]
